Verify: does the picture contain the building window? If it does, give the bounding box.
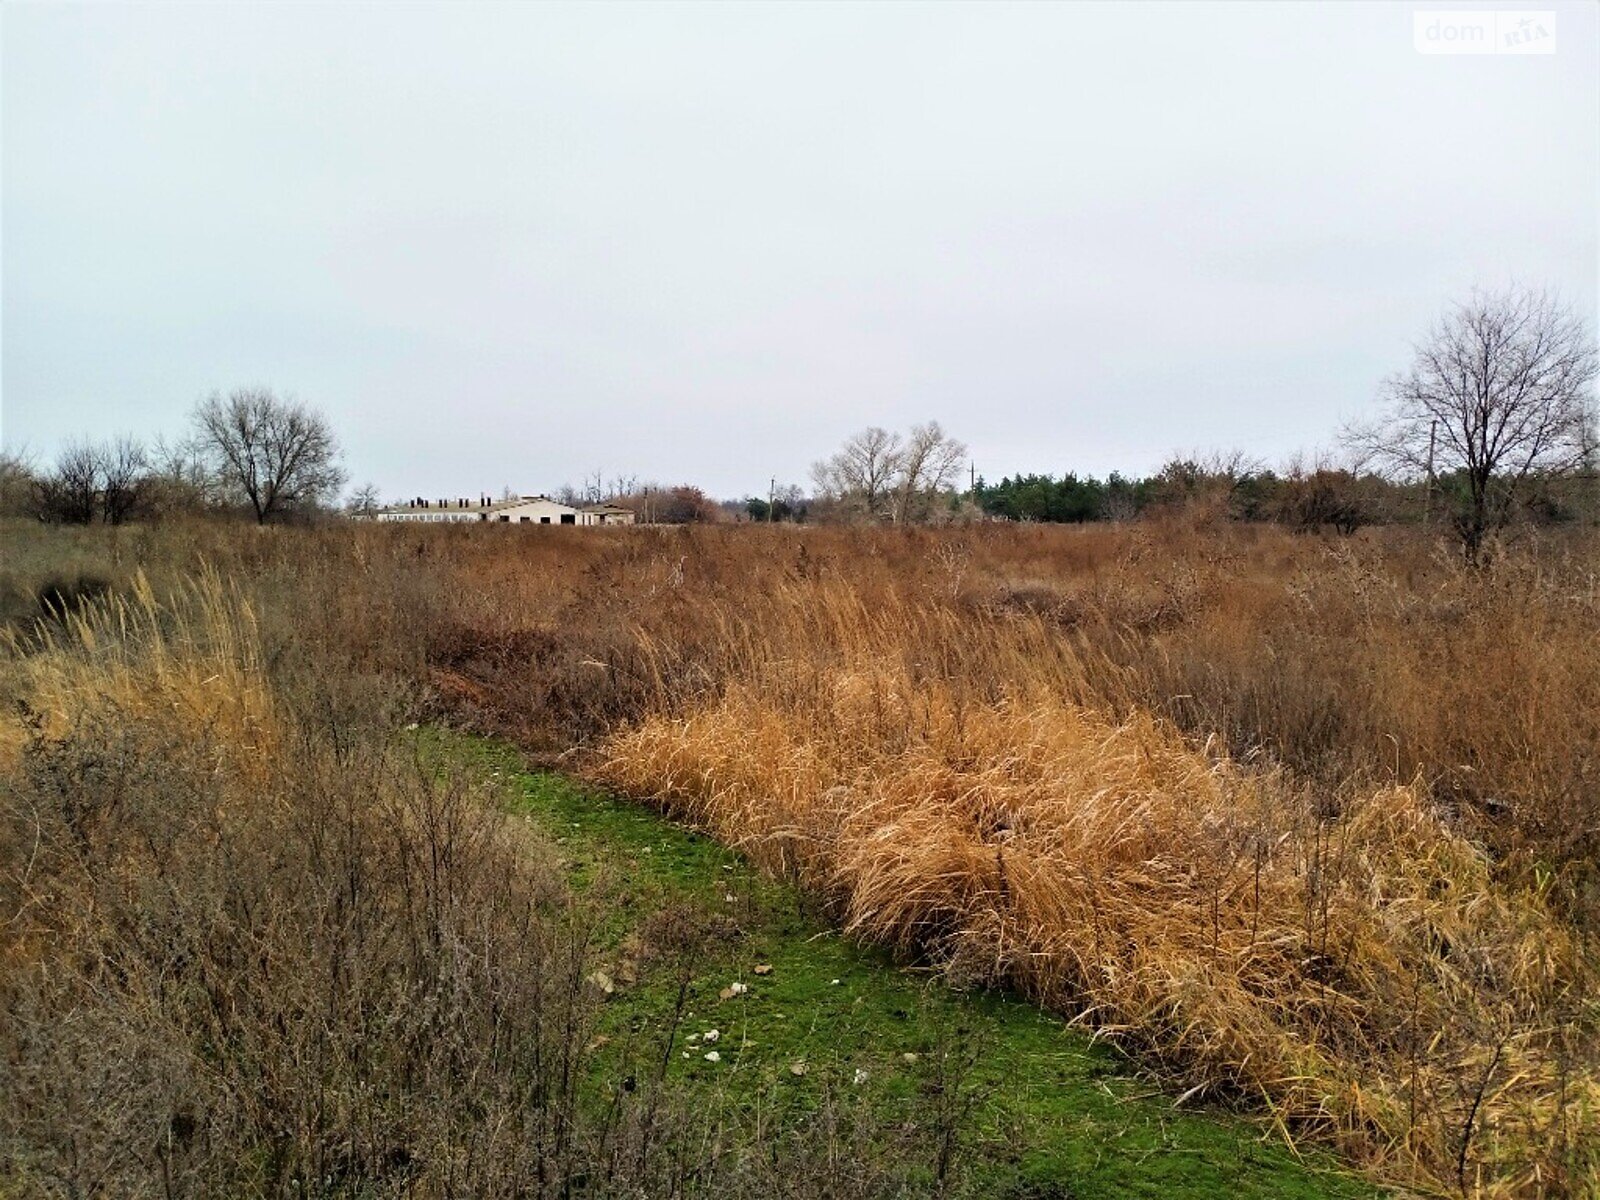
[560,513,576,525]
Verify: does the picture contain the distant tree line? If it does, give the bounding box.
[974,453,1597,537]
[973,471,1146,524]
[552,475,724,524]
[2,388,345,526]
[801,286,1598,558]
[741,485,808,523]
[4,286,1592,557]
[971,459,1481,534]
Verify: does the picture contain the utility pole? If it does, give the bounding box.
[769,477,776,523]
[1425,419,1437,525]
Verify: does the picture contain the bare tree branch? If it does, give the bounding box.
[1345,286,1598,559]
[99,437,148,526]
[192,389,345,524]
[891,422,968,524]
[36,441,103,525]
[811,427,904,521]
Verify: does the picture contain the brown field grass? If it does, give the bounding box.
[596,602,1595,1194]
[2,516,1597,1194]
[0,569,973,1197]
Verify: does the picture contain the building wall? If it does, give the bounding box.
[376,509,482,523]
[376,498,634,525]
[484,498,580,524]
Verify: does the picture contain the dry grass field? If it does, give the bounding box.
[2,517,1597,1195]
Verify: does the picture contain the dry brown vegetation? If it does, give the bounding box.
[0,577,669,1195]
[0,568,974,1197]
[2,517,1597,1195]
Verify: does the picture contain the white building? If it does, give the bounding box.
[374,494,634,526]
[582,504,636,526]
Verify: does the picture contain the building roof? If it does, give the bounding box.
[376,494,576,515]
[582,504,635,514]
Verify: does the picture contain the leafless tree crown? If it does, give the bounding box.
[99,436,148,525]
[1347,286,1597,554]
[893,422,968,524]
[812,423,968,523]
[192,388,345,523]
[345,482,384,517]
[37,441,103,525]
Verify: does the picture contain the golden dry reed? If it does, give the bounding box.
[593,578,1599,1197]
[0,567,274,778]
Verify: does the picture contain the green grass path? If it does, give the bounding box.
[443,732,1379,1199]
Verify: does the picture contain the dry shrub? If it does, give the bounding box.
[1057,534,1600,900]
[0,575,937,1198]
[0,578,594,1195]
[591,585,1600,1196]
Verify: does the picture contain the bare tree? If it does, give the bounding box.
[146,435,219,517]
[891,421,967,524]
[192,389,345,524]
[36,441,103,525]
[811,427,904,521]
[1347,287,1598,559]
[346,482,383,518]
[774,482,805,522]
[99,437,148,526]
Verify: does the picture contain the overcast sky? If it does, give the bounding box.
[3,1,1596,500]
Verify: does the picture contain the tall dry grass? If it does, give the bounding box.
[0,571,962,1197]
[0,575,605,1194]
[3,517,1596,1193]
[592,583,1598,1194]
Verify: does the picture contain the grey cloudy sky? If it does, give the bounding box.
[3,1,1596,500]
